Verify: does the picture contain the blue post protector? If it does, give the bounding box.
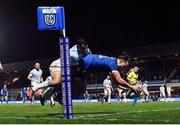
[60,37,73,119]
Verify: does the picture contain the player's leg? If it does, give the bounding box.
[49,85,62,106]
[162,91,166,101]
[163,92,166,102]
[122,92,127,103]
[159,91,162,101]
[50,94,55,107]
[53,92,62,105]
[145,90,149,102]
[132,84,141,106]
[169,92,172,102]
[118,89,122,102]
[85,96,88,102]
[1,96,3,103]
[23,95,25,103]
[5,96,8,104]
[89,96,91,102]
[37,89,45,105]
[29,88,34,104]
[167,90,171,102]
[37,88,42,96]
[102,88,108,103]
[160,91,165,101]
[31,95,34,104]
[139,91,144,103]
[107,88,111,104]
[32,71,61,92]
[140,87,145,102]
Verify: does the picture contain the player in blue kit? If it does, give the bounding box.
[79,53,140,92]
[21,88,27,103]
[1,85,8,104]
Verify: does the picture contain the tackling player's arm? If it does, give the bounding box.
[112,70,140,93]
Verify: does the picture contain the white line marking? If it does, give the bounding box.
[74,107,180,119]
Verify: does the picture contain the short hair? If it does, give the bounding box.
[76,38,88,46]
[118,51,130,62]
[134,67,140,70]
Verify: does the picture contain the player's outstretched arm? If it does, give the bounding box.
[112,71,140,93]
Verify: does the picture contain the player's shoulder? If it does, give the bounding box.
[39,69,43,73]
[51,59,60,65]
[70,45,77,50]
[128,71,135,75]
[112,70,120,74]
[103,79,108,82]
[30,68,36,73]
[49,59,61,70]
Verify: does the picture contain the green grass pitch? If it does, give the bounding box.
[0,102,179,124]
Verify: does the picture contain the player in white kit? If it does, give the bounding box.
[27,63,43,104]
[159,84,166,101]
[141,81,149,102]
[166,85,172,102]
[101,75,113,104]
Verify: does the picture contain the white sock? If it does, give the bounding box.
[124,97,127,103]
[51,97,55,104]
[108,96,111,103]
[34,80,52,91]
